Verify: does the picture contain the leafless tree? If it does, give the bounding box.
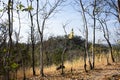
[104,0,119,22]
[6,0,13,79]
[104,0,120,43]
[61,22,69,75]
[93,0,116,63]
[36,0,65,76]
[15,2,21,46]
[79,0,88,71]
[98,18,115,63]
[91,0,97,69]
[27,0,36,76]
[13,1,22,79]
[77,0,92,71]
[85,0,106,69]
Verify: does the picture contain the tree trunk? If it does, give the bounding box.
[6,0,13,79]
[104,21,115,63]
[40,36,44,76]
[106,52,110,65]
[29,9,36,76]
[36,0,44,76]
[22,53,26,80]
[36,0,64,76]
[84,46,87,72]
[98,19,115,63]
[32,43,35,75]
[79,0,92,71]
[105,36,115,62]
[27,0,36,76]
[45,52,49,66]
[92,0,96,70]
[118,0,120,22]
[61,48,66,75]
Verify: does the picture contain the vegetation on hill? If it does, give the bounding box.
[1,35,120,79]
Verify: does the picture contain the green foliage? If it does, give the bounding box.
[1,34,120,78]
[42,35,85,65]
[71,36,85,50]
[22,5,34,11]
[52,48,62,65]
[19,4,24,10]
[17,3,25,11]
[27,5,34,11]
[10,62,19,70]
[16,3,33,11]
[0,9,3,12]
[3,48,7,52]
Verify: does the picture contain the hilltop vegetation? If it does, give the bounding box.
[1,35,120,79]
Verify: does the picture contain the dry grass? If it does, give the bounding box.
[16,54,113,79]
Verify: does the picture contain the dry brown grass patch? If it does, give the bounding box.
[16,54,113,79]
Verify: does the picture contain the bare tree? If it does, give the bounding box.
[15,1,22,46]
[91,0,97,69]
[84,0,105,69]
[85,0,98,70]
[104,0,119,22]
[6,0,13,79]
[61,23,69,75]
[36,0,65,76]
[79,0,88,71]
[76,0,92,71]
[13,1,22,79]
[98,18,115,63]
[93,0,116,63]
[27,0,36,76]
[104,0,120,43]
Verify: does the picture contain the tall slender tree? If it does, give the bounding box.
[92,0,97,69]
[79,0,92,71]
[94,0,116,63]
[98,18,115,63]
[14,2,22,79]
[6,0,13,79]
[36,0,65,76]
[76,0,92,72]
[61,23,69,75]
[27,0,36,75]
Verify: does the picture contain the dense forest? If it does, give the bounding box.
[0,0,120,80]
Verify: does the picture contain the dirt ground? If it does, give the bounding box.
[28,63,120,80]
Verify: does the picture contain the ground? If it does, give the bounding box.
[28,63,120,80]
